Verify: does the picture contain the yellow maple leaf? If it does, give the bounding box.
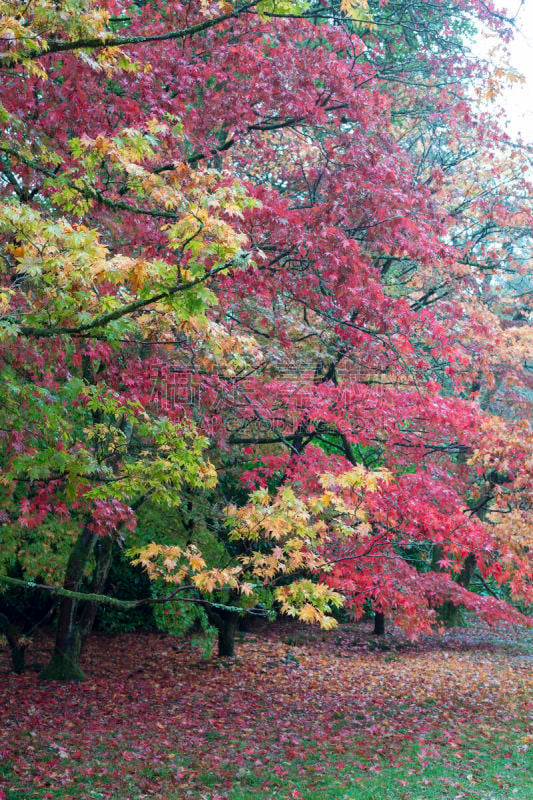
[299,603,319,623]
[340,0,374,26]
[188,552,207,572]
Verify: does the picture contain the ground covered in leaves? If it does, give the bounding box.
[1,620,532,800]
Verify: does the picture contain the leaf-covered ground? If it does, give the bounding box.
[1,620,532,800]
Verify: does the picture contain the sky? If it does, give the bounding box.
[479,0,533,143]
[504,0,533,141]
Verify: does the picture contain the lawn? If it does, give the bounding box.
[1,620,532,800]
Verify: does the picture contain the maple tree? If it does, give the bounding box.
[376,12,533,624]
[0,2,260,677]
[174,0,532,643]
[0,0,531,678]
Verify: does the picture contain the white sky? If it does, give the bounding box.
[504,0,533,141]
[480,0,533,143]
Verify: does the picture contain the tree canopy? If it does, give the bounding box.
[0,0,531,678]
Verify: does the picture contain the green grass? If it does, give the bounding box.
[3,727,531,800]
[285,744,529,799]
[2,623,532,800]
[209,727,533,800]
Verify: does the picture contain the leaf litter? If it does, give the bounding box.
[0,619,531,799]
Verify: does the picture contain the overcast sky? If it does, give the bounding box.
[483,1,533,143]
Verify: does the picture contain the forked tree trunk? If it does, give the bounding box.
[373,611,385,636]
[39,526,95,681]
[435,451,491,627]
[79,536,113,652]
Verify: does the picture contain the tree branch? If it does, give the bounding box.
[19,259,239,338]
[0,3,260,68]
[0,574,245,614]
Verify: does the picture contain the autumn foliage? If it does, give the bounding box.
[0,0,531,679]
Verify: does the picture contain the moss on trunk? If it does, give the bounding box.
[39,636,86,682]
[39,526,95,681]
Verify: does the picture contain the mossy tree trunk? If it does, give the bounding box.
[39,526,96,681]
[434,448,496,627]
[40,354,101,681]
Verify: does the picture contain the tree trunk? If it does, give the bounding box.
[447,552,477,625]
[217,611,238,657]
[434,448,492,627]
[207,603,240,658]
[39,526,95,681]
[433,550,476,627]
[373,611,385,636]
[0,613,26,674]
[79,536,113,652]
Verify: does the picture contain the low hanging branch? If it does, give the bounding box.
[0,574,248,614]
